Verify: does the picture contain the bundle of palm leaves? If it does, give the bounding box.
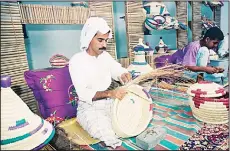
[123,64,191,88]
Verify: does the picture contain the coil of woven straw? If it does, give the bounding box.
[189,102,228,115]
[189,101,228,115]
[189,104,228,124]
[111,84,152,138]
[190,97,229,111]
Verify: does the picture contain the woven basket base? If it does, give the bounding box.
[193,105,228,112]
[191,106,228,117]
[190,104,228,114]
[190,102,229,124]
[200,103,228,110]
[192,112,228,124]
[192,109,228,119]
[189,102,228,113]
[192,101,229,107]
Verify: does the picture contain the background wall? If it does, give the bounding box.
[201,3,213,20]
[22,1,228,70]
[186,2,228,43]
[22,2,83,70]
[113,2,128,59]
[25,25,83,69]
[187,2,192,43]
[220,2,229,35]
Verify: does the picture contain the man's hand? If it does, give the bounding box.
[215,67,224,73]
[109,87,127,100]
[118,72,132,85]
[184,65,224,74]
[205,66,218,74]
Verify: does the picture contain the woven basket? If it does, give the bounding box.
[111,84,152,138]
[191,96,229,110]
[189,99,228,113]
[187,81,229,124]
[189,103,228,124]
[49,54,69,68]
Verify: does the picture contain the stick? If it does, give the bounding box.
[126,89,151,103]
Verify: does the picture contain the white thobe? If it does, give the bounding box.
[69,50,128,148]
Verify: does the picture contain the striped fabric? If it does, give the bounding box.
[79,102,203,150]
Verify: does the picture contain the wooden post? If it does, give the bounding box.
[192,1,202,41]
[176,1,188,49]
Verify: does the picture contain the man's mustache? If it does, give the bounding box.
[99,47,106,50]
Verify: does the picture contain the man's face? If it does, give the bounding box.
[205,37,220,49]
[88,32,110,55]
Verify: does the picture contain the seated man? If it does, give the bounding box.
[195,46,225,83]
[200,33,229,83]
[69,17,132,148]
[171,27,224,74]
[154,27,224,74]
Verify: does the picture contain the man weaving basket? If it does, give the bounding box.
[69,17,132,148]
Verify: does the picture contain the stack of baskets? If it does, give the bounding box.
[187,81,229,124]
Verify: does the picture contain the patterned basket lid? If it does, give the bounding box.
[111,85,153,138]
[49,54,69,68]
[187,81,226,97]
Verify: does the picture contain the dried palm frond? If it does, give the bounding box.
[157,81,188,93]
[123,64,185,88]
[152,73,196,85]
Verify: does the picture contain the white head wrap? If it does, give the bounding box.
[80,17,112,51]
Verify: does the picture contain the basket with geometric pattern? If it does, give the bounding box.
[187,81,229,124]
